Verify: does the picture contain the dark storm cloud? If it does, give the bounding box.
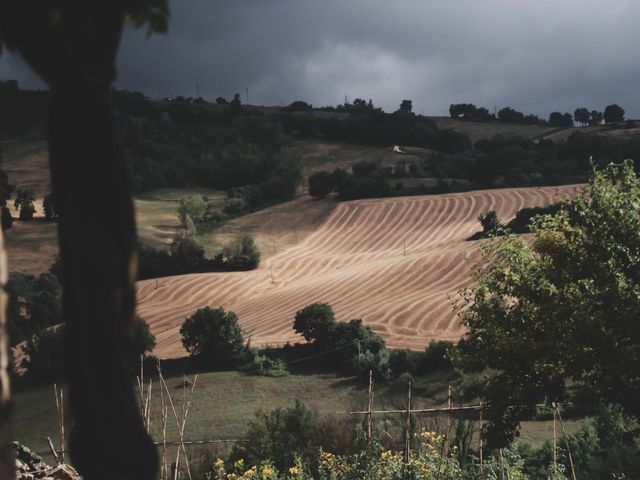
[2,0,640,117]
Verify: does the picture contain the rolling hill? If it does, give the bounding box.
[138,184,583,359]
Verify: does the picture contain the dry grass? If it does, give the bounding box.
[135,187,225,250]
[429,117,562,143]
[138,184,584,359]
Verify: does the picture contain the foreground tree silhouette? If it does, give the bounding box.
[0,2,169,479]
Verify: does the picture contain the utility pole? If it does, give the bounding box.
[246,88,249,106]
[357,340,361,381]
[196,82,199,99]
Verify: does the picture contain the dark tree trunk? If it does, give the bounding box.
[0,3,158,479]
[49,80,157,480]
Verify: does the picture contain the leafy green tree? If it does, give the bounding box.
[398,99,413,113]
[14,188,35,220]
[180,307,247,368]
[454,161,640,448]
[177,194,207,225]
[498,107,525,123]
[293,302,336,343]
[589,110,603,126]
[573,108,590,126]
[222,233,260,270]
[130,316,156,359]
[229,400,316,471]
[604,104,625,123]
[548,111,573,127]
[215,96,228,105]
[308,171,333,199]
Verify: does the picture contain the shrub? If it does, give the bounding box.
[223,197,249,217]
[222,234,260,270]
[388,348,418,377]
[423,340,453,372]
[22,324,66,382]
[178,194,207,225]
[308,171,333,199]
[180,307,248,368]
[229,400,316,472]
[242,350,289,377]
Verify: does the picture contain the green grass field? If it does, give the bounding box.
[14,367,582,464]
[135,187,226,250]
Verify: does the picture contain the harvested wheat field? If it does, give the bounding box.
[138,184,583,359]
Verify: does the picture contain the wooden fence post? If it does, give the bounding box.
[552,404,557,474]
[479,401,483,468]
[367,370,374,445]
[404,381,412,464]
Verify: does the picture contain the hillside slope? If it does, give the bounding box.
[138,184,583,358]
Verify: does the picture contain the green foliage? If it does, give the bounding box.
[293,303,336,344]
[180,307,248,368]
[7,271,62,346]
[548,111,573,127]
[604,104,625,124]
[130,316,156,359]
[454,161,640,448]
[242,350,289,377]
[177,194,207,225]
[222,234,261,270]
[573,107,590,126]
[478,211,503,235]
[22,325,66,383]
[308,171,333,199]
[229,400,317,472]
[449,103,493,121]
[423,340,453,371]
[293,302,386,376]
[519,405,640,479]
[14,188,35,221]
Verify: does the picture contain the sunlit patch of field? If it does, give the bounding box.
[138,184,584,359]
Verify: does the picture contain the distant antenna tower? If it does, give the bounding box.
[246,88,249,106]
[196,82,200,98]
[345,94,349,105]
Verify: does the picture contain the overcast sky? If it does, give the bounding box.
[1,0,639,117]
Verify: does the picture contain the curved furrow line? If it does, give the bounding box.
[139,185,585,357]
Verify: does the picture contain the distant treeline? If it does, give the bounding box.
[448,102,628,127]
[308,132,640,201]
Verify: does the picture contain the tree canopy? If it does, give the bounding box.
[454,160,640,448]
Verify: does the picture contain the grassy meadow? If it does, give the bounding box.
[15,367,581,464]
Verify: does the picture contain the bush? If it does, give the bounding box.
[229,400,316,472]
[21,324,66,382]
[180,307,248,368]
[222,234,260,270]
[423,340,453,372]
[308,171,333,199]
[178,194,207,225]
[388,348,418,377]
[242,350,289,377]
